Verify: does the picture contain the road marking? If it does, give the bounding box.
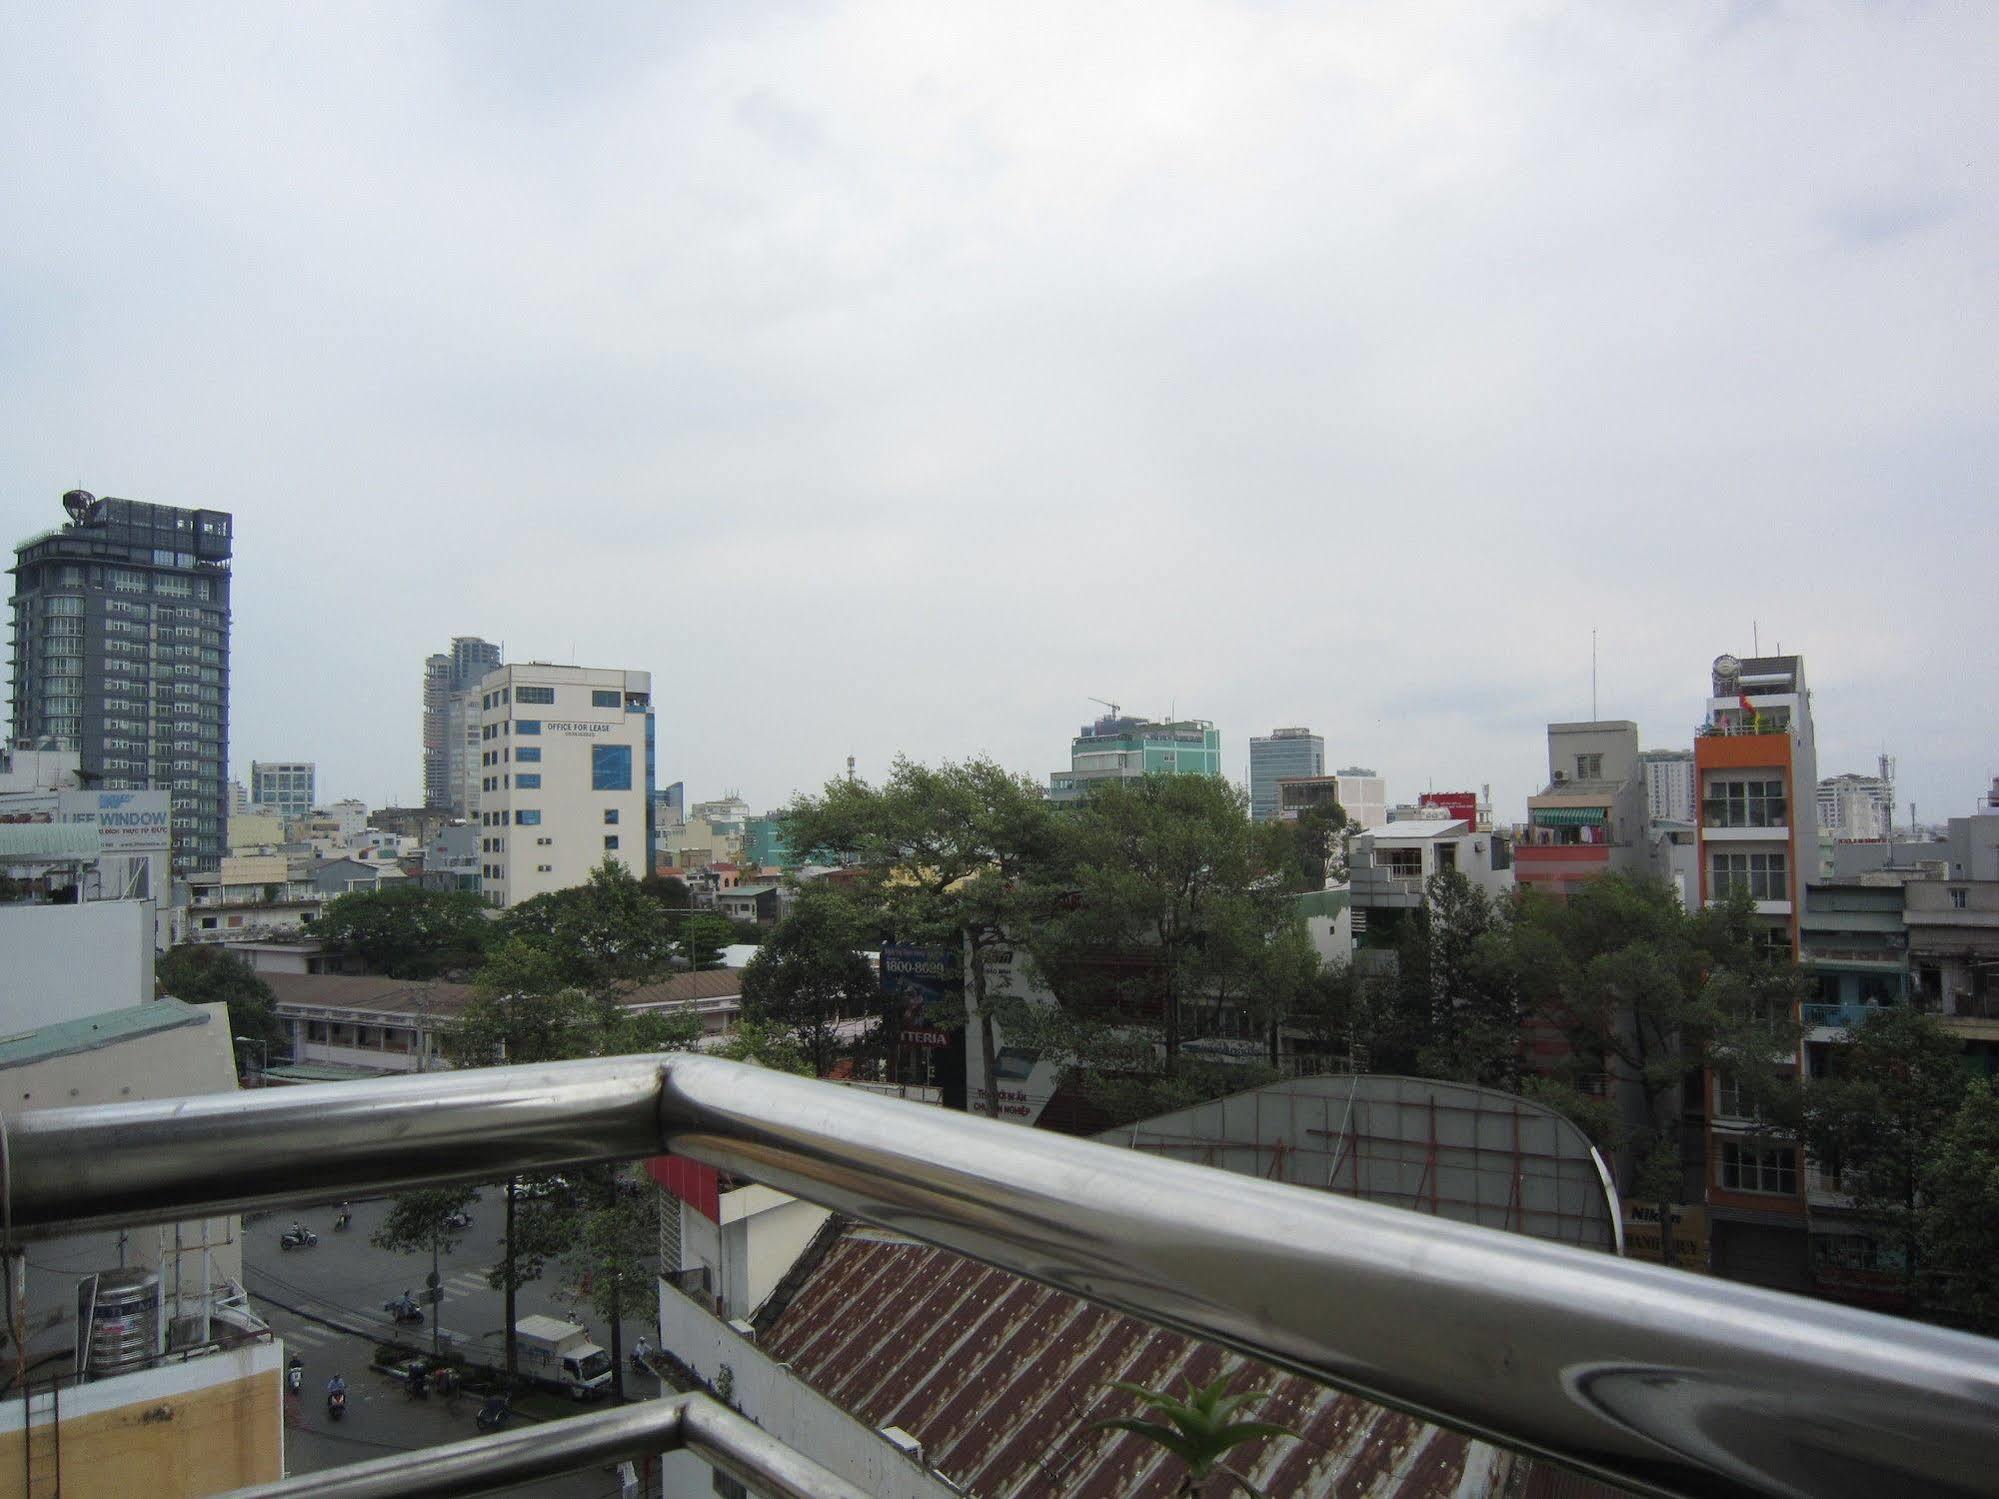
[443,1271,488,1296]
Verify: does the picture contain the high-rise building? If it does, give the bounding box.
[1817,763,1895,842]
[1638,749,1695,824]
[249,760,315,825]
[1047,714,1221,805]
[8,490,232,872]
[1332,767,1388,829]
[422,636,500,817]
[1248,728,1325,822]
[474,663,653,907]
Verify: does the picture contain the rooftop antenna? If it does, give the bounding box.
[1591,628,1598,721]
[1752,620,1760,655]
[846,755,855,784]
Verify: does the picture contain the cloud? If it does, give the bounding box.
[1,1,1995,821]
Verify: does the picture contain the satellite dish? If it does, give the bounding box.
[62,489,98,522]
[1712,654,1741,683]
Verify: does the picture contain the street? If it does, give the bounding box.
[247,1193,671,1494]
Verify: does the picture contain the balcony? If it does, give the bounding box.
[1803,1001,1888,1035]
[8,1055,1999,1499]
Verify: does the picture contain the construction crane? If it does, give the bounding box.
[1088,696,1122,719]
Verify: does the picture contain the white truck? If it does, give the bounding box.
[514,1315,614,1400]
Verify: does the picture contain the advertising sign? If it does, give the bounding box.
[881,945,961,1024]
[60,790,171,853]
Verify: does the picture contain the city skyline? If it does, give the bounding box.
[3,4,1993,824]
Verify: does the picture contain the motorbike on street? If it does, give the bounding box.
[280,1223,318,1251]
[476,1395,510,1433]
[405,1361,429,1400]
[332,1204,352,1231]
[326,1380,348,1422]
[385,1293,425,1326]
[443,1209,472,1231]
[630,1337,654,1375]
[286,1355,304,1394]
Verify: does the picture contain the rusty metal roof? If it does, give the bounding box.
[762,1227,1517,1498]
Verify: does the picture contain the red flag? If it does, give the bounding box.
[1739,693,1756,716]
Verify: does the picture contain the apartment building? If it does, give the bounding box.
[1694,652,1818,1291]
[475,663,653,907]
[423,635,501,817]
[1640,749,1695,824]
[1333,766,1388,828]
[1516,721,1648,899]
[248,759,314,824]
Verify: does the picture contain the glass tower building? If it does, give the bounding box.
[1249,727,1326,822]
[8,491,233,872]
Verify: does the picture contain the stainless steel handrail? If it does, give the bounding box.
[216,1391,871,1499]
[5,1053,1997,1499]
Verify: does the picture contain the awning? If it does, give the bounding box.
[1533,807,1607,826]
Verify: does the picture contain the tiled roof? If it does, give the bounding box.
[761,1228,1514,1498]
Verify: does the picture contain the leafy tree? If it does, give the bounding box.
[1087,1375,1297,1498]
[1919,1079,1999,1333]
[313,884,493,978]
[740,886,880,1076]
[497,858,677,986]
[556,1167,655,1401]
[640,872,692,909]
[371,1186,480,1356]
[706,1018,814,1075]
[155,944,287,1057]
[1804,1006,1968,1299]
[778,757,1062,1117]
[1273,798,1351,890]
[673,914,735,972]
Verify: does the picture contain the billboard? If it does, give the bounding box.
[61,791,171,854]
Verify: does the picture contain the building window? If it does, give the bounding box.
[516,720,540,736]
[603,808,619,825]
[1575,753,1603,781]
[1704,779,1787,829]
[1719,1140,1796,1195]
[515,810,542,826]
[592,689,620,708]
[517,686,555,704]
[517,774,541,789]
[1379,847,1423,879]
[1711,851,1787,902]
[592,744,633,791]
[603,834,620,850]
[1951,888,1968,910]
[516,746,541,763]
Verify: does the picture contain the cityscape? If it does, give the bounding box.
[3,6,1997,1499]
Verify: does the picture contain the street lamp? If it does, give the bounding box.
[233,1035,269,1086]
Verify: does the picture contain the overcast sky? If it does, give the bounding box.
[4,2,1994,823]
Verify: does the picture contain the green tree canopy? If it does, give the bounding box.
[495,858,677,987]
[313,884,493,978]
[155,944,287,1056]
[1920,1078,1999,1334]
[740,885,880,1076]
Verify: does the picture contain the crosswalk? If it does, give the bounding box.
[277,1320,345,1352]
[439,1269,490,1301]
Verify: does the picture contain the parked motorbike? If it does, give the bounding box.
[327,1388,347,1422]
[286,1356,304,1394]
[405,1362,429,1401]
[443,1209,471,1231]
[385,1294,425,1326]
[476,1396,510,1433]
[279,1225,318,1250]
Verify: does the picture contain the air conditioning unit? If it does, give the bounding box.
[727,1317,756,1343]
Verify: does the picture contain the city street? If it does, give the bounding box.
[242,1191,640,1369]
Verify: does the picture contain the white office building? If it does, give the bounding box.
[1639,750,1695,825]
[476,664,653,907]
[1333,767,1389,829]
[249,760,315,824]
[1817,768,1895,842]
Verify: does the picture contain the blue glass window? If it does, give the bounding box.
[517,686,555,704]
[516,746,541,762]
[592,744,632,791]
[592,689,620,708]
[517,774,541,789]
[516,720,540,736]
[603,835,620,850]
[514,810,541,826]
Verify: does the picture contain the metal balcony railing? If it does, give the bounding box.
[3,1054,1998,1499]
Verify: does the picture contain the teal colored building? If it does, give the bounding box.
[1048,715,1222,804]
[744,815,793,869]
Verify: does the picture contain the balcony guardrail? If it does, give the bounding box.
[3,1055,1997,1499]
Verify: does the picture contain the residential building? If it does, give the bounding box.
[8,490,232,872]
[1347,819,1513,960]
[1047,714,1221,804]
[1516,721,1647,899]
[248,758,314,825]
[1693,652,1817,1292]
[1639,749,1695,824]
[226,777,251,816]
[1275,773,1344,820]
[716,882,784,926]
[420,823,481,893]
[1818,765,1895,843]
[183,852,327,945]
[321,797,369,844]
[226,809,285,852]
[475,663,653,907]
[1249,726,1324,821]
[1333,765,1388,827]
[744,812,793,868]
[422,635,501,816]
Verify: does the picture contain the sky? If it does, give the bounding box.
[3,1,1995,823]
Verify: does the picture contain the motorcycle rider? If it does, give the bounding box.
[334,1200,351,1230]
[631,1334,652,1369]
[287,1354,304,1392]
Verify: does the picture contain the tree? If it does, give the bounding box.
[313,884,493,978]
[370,1186,480,1357]
[1273,798,1351,891]
[1804,1006,1968,1300]
[497,858,678,986]
[1087,1375,1297,1498]
[778,757,1062,1117]
[673,914,735,972]
[1920,1079,1999,1333]
[155,944,287,1058]
[640,872,691,909]
[557,1168,654,1401]
[740,886,880,1076]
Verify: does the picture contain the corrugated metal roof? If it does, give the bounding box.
[0,823,102,860]
[0,998,207,1070]
[762,1229,1516,1498]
